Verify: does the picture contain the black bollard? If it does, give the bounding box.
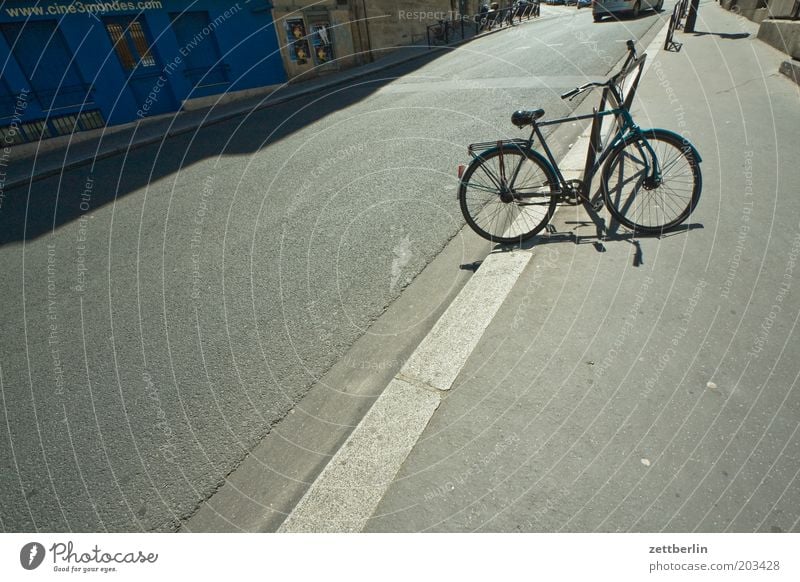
[684,0,700,32]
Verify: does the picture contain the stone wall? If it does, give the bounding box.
[272,1,360,81]
[721,0,768,22]
[722,0,799,23]
[271,1,477,80]
[757,18,800,59]
[764,0,797,18]
[361,0,458,57]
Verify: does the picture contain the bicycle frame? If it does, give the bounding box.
[466,106,656,205]
[468,46,661,208]
[532,106,650,201]
[467,53,657,206]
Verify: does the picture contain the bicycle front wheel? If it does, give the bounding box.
[459,145,558,244]
[602,129,701,234]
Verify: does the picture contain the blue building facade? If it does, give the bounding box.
[0,1,287,144]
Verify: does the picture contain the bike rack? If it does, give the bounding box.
[621,57,645,112]
[664,0,688,52]
[664,6,682,51]
[579,52,645,198]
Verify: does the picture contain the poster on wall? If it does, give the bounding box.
[285,19,310,64]
[310,23,334,65]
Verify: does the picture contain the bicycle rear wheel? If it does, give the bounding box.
[602,129,701,234]
[459,145,558,244]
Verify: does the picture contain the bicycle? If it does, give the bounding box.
[504,6,516,26]
[429,20,450,45]
[457,40,702,244]
[484,7,504,30]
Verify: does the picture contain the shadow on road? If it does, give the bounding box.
[692,31,750,40]
[0,46,466,247]
[486,220,703,267]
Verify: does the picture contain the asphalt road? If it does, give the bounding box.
[0,7,668,532]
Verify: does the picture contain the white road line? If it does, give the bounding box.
[278,377,441,533]
[278,249,532,532]
[399,250,532,392]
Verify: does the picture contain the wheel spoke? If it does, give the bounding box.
[459,147,556,243]
[603,131,700,232]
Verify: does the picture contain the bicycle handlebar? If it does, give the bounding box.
[560,40,642,101]
[560,82,602,101]
[560,85,584,100]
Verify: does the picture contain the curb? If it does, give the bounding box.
[778,60,800,87]
[6,15,554,192]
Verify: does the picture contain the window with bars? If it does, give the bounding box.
[105,19,157,71]
[0,120,51,144]
[0,110,105,145]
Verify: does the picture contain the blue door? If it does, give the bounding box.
[0,20,91,112]
[104,16,177,117]
[169,11,229,96]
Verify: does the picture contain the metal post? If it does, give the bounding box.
[684,0,700,32]
[361,0,374,62]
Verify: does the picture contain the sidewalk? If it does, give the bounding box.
[3,12,552,191]
[281,2,800,532]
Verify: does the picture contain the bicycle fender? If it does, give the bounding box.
[472,145,559,178]
[643,128,703,163]
[525,147,560,177]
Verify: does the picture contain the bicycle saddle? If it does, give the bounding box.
[511,109,545,127]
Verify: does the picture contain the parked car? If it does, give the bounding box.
[577,0,592,7]
[592,0,663,21]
